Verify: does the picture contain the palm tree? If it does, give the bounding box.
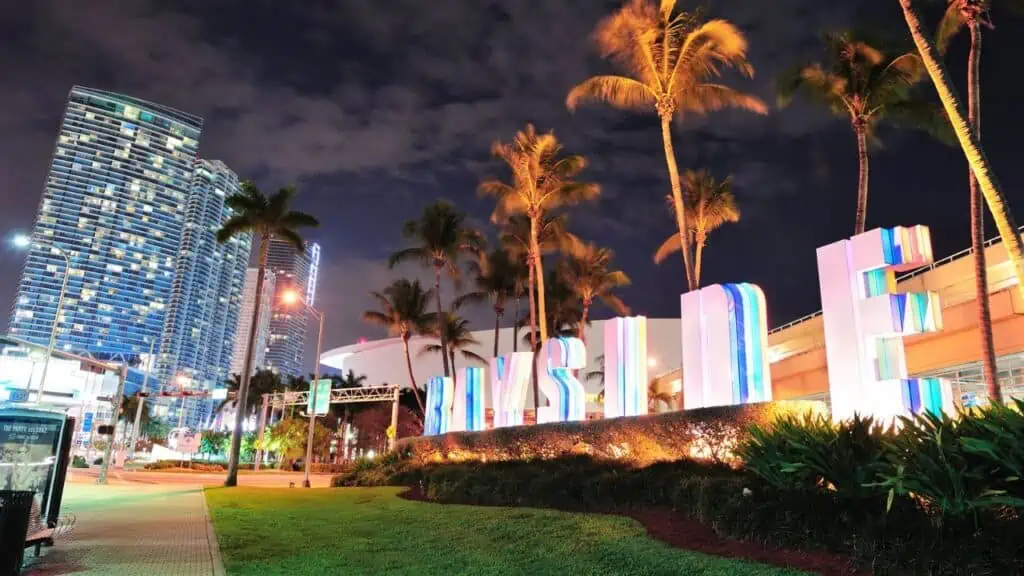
[653,170,740,286]
[216,369,284,417]
[454,249,520,357]
[522,268,585,345]
[777,31,952,234]
[480,124,599,348]
[934,0,1020,399]
[501,214,576,353]
[362,278,437,414]
[567,0,766,290]
[648,380,674,413]
[215,181,318,487]
[900,1,1024,391]
[419,312,487,383]
[336,369,368,388]
[560,242,631,345]
[389,201,484,378]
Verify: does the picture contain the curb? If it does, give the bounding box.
[200,489,226,576]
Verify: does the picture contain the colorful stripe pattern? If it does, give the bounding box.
[423,376,453,436]
[603,316,649,419]
[537,337,587,424]
[450,367,485,432]
[490,352,533,428]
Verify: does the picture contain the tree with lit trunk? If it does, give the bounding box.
[559,241,631,346]
[454,248,520,357]
[567,0,766,291]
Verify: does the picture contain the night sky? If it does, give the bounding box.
[2,1,1023,371]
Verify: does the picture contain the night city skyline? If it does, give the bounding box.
[3,0,1024,371]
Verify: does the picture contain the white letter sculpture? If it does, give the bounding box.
[536,337,587,424]
[817,225,952,422]
[489,353,532,428]
[423,376,453,436]
[681,283,772,409]
[450,367,485,432]
[604,316,649,418]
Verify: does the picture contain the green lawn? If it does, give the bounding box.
[205,487,808,576]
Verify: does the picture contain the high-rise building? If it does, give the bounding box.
[157,160,251,428]
[265,239,320,378]
[10,86,202,359]
[230,268,276,376]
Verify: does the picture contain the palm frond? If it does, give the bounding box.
[653,231,682,264]
[273,228,306,253]
[936,1,967,55]
[278,211,320,230]
[216,214,256,244]
[387,246,430,269]
[678,83,768,117]
[566,75,656,112]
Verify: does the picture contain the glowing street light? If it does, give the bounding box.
[279,288,324,488]
[12,233,71,404]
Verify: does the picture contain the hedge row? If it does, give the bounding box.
[395,400,824,466]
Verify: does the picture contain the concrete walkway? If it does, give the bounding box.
[24,481,224,576]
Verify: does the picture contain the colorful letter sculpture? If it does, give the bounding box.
[536,337,587,424]
[604,316,649,418]
[681,283,772,410]
[489,353,532,428]
[450,367,485,432]
[817,226,953,422]
[423,376,454,436]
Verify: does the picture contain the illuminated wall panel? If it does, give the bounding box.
[604,316,649,418]
[817,225,952,422]
[423,376,453,436]
[537,337,587,424]
[681,283,772,410]
[450,367,485,432]
[490,353,532,428]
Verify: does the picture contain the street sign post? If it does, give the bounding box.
[308,379,331,416]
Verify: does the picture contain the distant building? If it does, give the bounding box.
[264,239,320,378]
[230,268,276,376]
[157,160,251,428]
[9,86,202,359]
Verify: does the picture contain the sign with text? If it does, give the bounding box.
[308,379,331,416]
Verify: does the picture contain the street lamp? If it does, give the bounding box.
[13,234,71,405]
[281,288,324,489]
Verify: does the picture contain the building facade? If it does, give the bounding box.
[230,268,276,376]
[9,86,202,360]
[264,239,319,378]
[157,160,251,428]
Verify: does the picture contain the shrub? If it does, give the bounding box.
[92,457,103,465]
[71,455,88,468]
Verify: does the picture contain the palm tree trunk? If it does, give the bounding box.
[694,237,705,289]
[512,296,520,352]
[530,215,549,342]
[402,334,425,415]
[493,307,501,357]
[965,21,999,400]
[526,255,540,412]
[434,266,450,377]
[899,0,1024,318]
[660,115,696,291]
[578,302,589,346]
[450,352,457,387]
[854,123,870,235]
[226,232,269,487]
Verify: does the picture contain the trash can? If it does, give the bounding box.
[0,490,36,576]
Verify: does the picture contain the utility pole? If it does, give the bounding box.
[302,309,324,488]
[97,363,128,485]
[128,338,154,459]
[388,386,400,451]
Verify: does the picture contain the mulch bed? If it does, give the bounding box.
[399,486,867,576]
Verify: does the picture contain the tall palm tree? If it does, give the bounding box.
[900,0,1024,397]
[336,369,368,388]
[653,169,740,286]
[777,31,952,234]
[362,278,437,414]
[567,0,766,290]
[560,242,631,345]
[480,124,599,347]
[521,268,585,345]
[935,0,1022,399]
[216,182,318,487]
[419,312,487,383]
[501,214,577,353]
[454,249,520,357]
[389,201,484,378]
[216,369,284,417]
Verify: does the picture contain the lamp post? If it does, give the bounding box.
[128,338,155,459]
[281,289,324,489]
[13,234,71,405]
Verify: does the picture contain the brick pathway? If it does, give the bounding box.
[23,482,224,576]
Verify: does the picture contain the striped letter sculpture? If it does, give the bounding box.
[423,376,453,436]
[489,353,532,428]
[817,226,952,422]
[604,316,649,418]
[450,367,485,432]
[536,337,587,424]
[681,284,772,409]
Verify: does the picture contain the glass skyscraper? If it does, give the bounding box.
[157,160,252,428]
[265,239,321,378]
[10,86,202,359]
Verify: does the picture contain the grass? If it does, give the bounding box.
[205,487,809,576]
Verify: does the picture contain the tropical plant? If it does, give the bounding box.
[454,248,521,357]
[653,170,740,286]
[362,278,437,414]
[118,394,151,428]
[647,381,674,413]
[336,369,367,389]
[521,268,585,346]
[501,214,577,352]
[199,430,230,458]
[480,124,599,347]
[216,369,284,418]
[215,181,318,487]
[567,0,766,290]
[389,201,484,378]
[266,417,332,467]
[419,311,487,382]
[777,31,952,235]
[935,0,1023,399]
[898,0,1024,359]
[559,241,630,344]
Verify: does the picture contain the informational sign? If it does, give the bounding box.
[7,388,29,403]
[308,379,331,416]
[176,432,199,454]
[82,412,94,433]
[0,408,67,520]
[211,388,228,401]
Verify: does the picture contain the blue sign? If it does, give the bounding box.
[82,412,94,433]
[7,388,30,403]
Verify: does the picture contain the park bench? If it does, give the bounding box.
[23,527,54,558]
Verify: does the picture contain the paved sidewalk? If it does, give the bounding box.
[24,482,224,576]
